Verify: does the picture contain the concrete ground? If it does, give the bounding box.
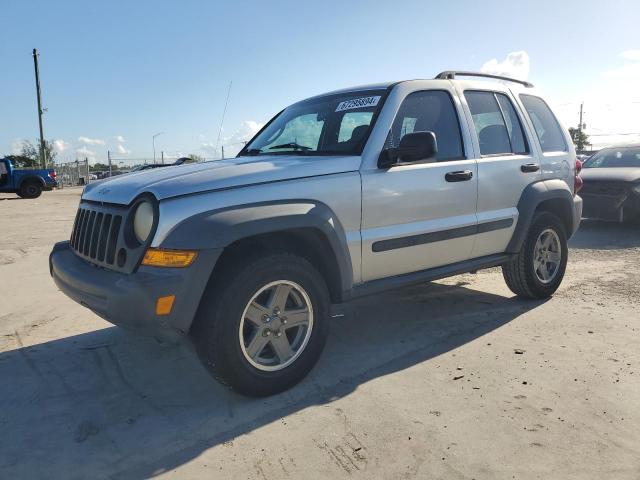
[1,188,639,479]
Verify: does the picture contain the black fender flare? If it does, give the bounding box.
[160,200,354,298]
[507,179,576,253]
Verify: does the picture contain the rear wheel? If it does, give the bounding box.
[502,211,568,299]
[191,252,330,397]
[19,181,42,199]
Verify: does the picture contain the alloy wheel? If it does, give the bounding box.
[533,228,562,284]
[239,280,314,371]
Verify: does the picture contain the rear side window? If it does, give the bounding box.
[519,94,567,153]
[465,91,529,156]
[388,90,464,161]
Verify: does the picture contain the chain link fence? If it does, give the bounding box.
[55,159,91,187]
[54,155,213,187]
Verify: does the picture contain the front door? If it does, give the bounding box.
[360,88,478,282]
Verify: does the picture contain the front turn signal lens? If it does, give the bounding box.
[142,248,197,268]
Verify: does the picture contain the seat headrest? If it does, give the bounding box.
[350,125,369,143]
[479,124,511,155]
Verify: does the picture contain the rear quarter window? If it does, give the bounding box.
[519,94,567,153]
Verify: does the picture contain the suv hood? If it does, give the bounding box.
[82,155,361,204]
[581,167,640,183]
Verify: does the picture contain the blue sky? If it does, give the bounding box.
[1,0,639,163]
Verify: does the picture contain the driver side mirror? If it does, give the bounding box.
[378,131,438,168]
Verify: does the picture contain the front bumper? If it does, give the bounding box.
[49,241,221,340]
[581,191,640,222]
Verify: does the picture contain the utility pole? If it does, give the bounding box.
[577,102,584,151]
[161,151,164,164]
[107,150,112,177]
[221,145,225,159]
[32,48,47,169]
[152,131,164,164]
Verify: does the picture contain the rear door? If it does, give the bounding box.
[455,83,541,257]
[360,82,478,282]
[517,93,574,188]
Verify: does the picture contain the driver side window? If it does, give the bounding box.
[387,90,464,161]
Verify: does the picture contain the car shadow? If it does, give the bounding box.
[569,219,640,250]
[0,281,545,479]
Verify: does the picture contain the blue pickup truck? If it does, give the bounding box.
[0,158,57,198]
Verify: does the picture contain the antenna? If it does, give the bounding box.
[215,81,232,158]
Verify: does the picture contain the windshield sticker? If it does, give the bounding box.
[335,96,381,112]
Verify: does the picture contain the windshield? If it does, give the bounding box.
[583,146,640,168]
[239,90,387,156]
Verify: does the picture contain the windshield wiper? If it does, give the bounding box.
[240,148,263,156]
[269,142,312,151]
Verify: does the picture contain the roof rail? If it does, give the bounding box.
[435,71,534,88]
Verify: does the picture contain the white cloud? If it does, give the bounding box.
[552,52,640,149]
[53,139,70,153]
[620,50,640,61]
[201,120,264,158]
[75,146,96,159]
[116,144,131,155]
[11,139,23,155]
[114,135,126,143]
[200,142,217,155]
[78,136,106,146]
[481,51,530,80]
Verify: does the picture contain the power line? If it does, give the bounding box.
[588,132,640,136]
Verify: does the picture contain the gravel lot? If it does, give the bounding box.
[1,188,639,479]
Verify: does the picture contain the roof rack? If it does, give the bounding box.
[435,71,534,88]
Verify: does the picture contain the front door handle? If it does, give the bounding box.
[521,163,540,173]
[445,170,473,182]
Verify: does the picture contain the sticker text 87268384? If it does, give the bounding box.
[335,96,381,112]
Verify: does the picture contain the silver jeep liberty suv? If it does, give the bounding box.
[50,71,582,396]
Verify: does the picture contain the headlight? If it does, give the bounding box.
[133,201,155,243]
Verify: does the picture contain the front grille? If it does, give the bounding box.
[70,206,123,265]
[581,181,629,197]
[69,200,154,274]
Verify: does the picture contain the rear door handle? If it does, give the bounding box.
[445,170,473,182]
[521,163,540,173]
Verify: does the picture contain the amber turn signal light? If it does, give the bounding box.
[141,248,197,268]
[156,295,176,316]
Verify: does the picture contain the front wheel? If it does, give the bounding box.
[502,211,568,299]
[191,253,330,397]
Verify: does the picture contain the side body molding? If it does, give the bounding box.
[160,200,354,299]
[507,179,576,253]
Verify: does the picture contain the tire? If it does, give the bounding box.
[19,181,42,199]
[191,252,330,397]
[502,211,568,299]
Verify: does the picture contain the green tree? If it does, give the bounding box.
[4,154,38,168]
[568,127,591,152]
[91,162,117,171]
[187,154,204,162]
[18,139,58,167]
